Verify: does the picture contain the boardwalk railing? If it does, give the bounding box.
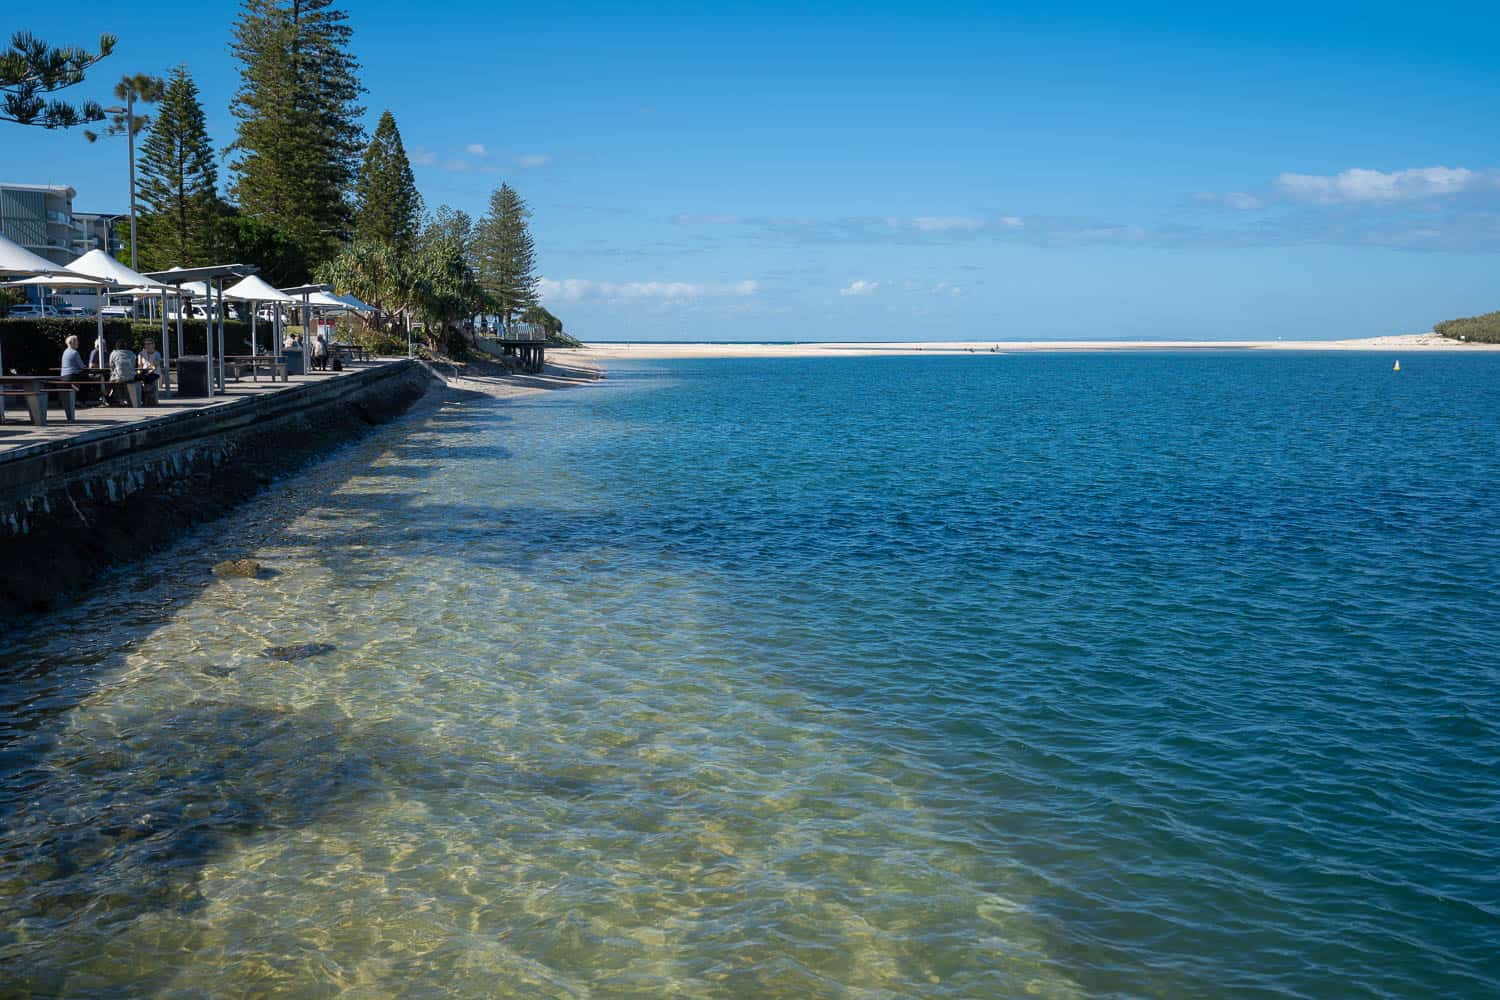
[493,323,548,342]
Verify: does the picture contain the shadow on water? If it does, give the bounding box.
[0,386,632,987]
[0,696,603,991]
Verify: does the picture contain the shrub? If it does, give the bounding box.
[0,318,268,374]
[1434,311,1500,344]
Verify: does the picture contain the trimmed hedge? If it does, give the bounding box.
[1434,310,1500,344]
[0,318,270,374]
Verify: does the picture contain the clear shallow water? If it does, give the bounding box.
[2,352,1498,998]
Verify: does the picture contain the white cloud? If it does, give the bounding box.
[410,147,437,166]
[537,278,758,303]
[839,280,879,297]
[465,143,488,157]
[442,159,472,173]
[1275,166,1481,204]
[537,278,594,303]
[1000,216,1024,227]
[933,281,962,297]
[515,154,553,168]
[909,216,985,232]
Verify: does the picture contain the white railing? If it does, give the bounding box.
[494,323,547,341]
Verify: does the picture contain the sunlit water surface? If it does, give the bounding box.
[2,353,1498,998]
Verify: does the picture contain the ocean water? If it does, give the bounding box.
[2,352,1498,998]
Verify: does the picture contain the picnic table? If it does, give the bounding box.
[333,343,370,362]
[48,367,146,407]
[222,355,288,382]
[0,376,78,423]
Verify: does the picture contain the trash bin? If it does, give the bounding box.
[282,350,305,376]
[176,355,210,397]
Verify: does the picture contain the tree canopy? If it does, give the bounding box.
[353,110,421,252]
[135,66,220,270]
[83,72,164,142]
[474,183,538,327]
[229,0,365,268]
[0,31,115,128]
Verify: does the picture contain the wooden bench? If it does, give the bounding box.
[0,389,48,426]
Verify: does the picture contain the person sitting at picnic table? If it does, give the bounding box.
[60,334,101,405]
[88,338,107,368]
[136,338,163,402]
[106,338,137,406]
[61,335,87,377]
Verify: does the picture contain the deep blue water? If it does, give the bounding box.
[2,351,1498,997]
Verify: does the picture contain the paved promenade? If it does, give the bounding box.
[0,360,398,459]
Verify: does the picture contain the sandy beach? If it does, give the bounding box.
[434,356,604,399]
[552,333,1496,361]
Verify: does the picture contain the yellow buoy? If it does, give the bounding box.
[1393,360,1401,371]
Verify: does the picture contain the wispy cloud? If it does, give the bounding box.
[515,154,553,168]
[839,279,879,296]
[1275,166,1485,204]
[673,213,742,225]
[410,146,438,167]
[538,278,758,303]
[465,143,488,157]
[907,216,986,232]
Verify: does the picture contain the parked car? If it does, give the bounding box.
[100,304,136,319]
[5,303,61,319]
[58,305,87,317]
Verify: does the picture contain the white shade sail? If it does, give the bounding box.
[224,274,297,302]
[305,290,350,309]
[0,232,83,277]
[6,273,118,289]
[66,248,167,289]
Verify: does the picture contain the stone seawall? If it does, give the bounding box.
[0,361,441,621]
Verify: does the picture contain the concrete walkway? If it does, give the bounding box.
[0,360,399,459]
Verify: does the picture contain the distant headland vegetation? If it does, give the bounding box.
[1434,310,1500,344]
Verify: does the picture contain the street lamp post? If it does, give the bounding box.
[101,92,139,269]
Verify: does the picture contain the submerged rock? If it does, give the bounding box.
[262,642,337,662]
[211,559,262,579]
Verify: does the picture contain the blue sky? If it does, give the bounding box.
[8,1,1500,341]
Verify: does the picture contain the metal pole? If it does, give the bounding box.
[160,289,171,393]
[203,288,214,398]
[215,280,226,392]
[302,293,311,375]
[127,89,138,269]
[251,306,258,382]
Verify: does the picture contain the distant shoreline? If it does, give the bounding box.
[559,333,1498,360]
